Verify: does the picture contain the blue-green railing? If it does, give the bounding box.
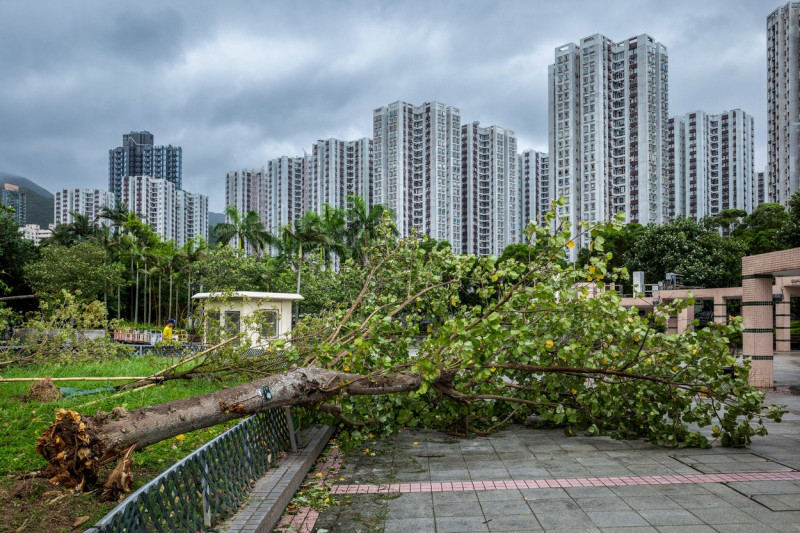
[86,408,294,532]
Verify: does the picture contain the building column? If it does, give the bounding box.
[775,291,791,352]
[714,296,728,325]
[742,274,774,389]
[676,306,694,334]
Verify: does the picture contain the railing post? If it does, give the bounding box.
[201,455,212,528]
[284,406,298,452]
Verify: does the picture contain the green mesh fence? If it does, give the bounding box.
[86,408,292,532]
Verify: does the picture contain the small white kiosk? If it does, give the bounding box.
[191,291,303,346]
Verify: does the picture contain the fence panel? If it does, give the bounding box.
[86,409,291,532]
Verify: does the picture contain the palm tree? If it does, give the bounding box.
[99,202,130,236]
[45,211,98,246]
[177,238,206,321]
[319,204,348,266]
[269,212,330,320]
[212,206,269,255]
[345,195,394,264]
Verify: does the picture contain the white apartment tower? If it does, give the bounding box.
[519,150,550,228]
[308,138,372,213]
[668,109,755,220]
[226,168,266,218]
[176,190,208,246]
[53,188,116,227]
[225,168,266,255]
[120,176,208,246]
[549,34,669,250]
[461,122,519,256]
[767,2,800,204]
[373,101,462,249]
[265,156,308,233]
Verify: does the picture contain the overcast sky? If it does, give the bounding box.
[0,0,780,212]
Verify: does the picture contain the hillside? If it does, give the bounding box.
[0,171,54,226]
[208,211,225,246]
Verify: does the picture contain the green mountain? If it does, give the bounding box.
[0,172,54,227]
[208,211,225,247]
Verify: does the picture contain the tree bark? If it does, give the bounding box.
[35,367,422,490]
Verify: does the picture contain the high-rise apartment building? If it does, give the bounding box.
[519,150,550,229]
[461,122,519,256]
[767,2,800,204]
[176,190,209,247]
[265,156,308,233]
[226,168,266,218]
[548,34,669,251]
[54,188,116,227]
[120,176,207,246]
[1,182,26,226]
[109,131,182,199]
[756,167,768,208]
[373,101,462,250]
[224,168,266,255]
[308,138,372,213]
[667,109,755,220]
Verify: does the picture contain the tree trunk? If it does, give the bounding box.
[134,268,139,323]
[168,270,173,320]
[35,367,422,490]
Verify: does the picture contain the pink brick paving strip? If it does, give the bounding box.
[275,447,343,532]
[329,471,800,495]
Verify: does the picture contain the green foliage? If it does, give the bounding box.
[731,203,790,255]
[197,245,287,292]
[284,204,782,448]
[0,209,38,297]
[623,217,745,289]
[10,292,131,365]
[777,190,800,247]
[23,242,125,303]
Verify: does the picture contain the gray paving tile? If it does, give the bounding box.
[435,515,490,533]
[434,500,482,517]
[477,488,522,501]
[575,496,633,512]
[601,526,658,533]
[386,493,435,519]
[383,517,436,533]
[483,514,542,532]
[656,527,718,533]
[668,493,727,509]
[690,506,763,525]
[525,497,581,512]
[519,488,570,501]
[710,524,780,533]
[533,510,596,529]
[619,495,682,510]
[586,510,650,528]
[480,498,535,518]
[432,490,480,503]
[638,508,704,526]
[566,487,619,498]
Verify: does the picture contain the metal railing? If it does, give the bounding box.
[86,407,295,532]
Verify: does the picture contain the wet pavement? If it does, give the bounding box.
[278,354,800,532]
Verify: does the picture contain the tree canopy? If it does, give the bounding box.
[30,201,787,493]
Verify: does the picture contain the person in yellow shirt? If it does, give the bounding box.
[163,318,176,342]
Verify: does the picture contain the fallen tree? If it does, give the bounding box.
[35,205,786,492]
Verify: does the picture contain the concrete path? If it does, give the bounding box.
[297,353,800,532]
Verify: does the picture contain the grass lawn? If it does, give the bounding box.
[0,355,250,532]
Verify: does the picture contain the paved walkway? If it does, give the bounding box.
[277,354,800,532]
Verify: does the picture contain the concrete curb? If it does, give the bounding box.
[221,424,335,532]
